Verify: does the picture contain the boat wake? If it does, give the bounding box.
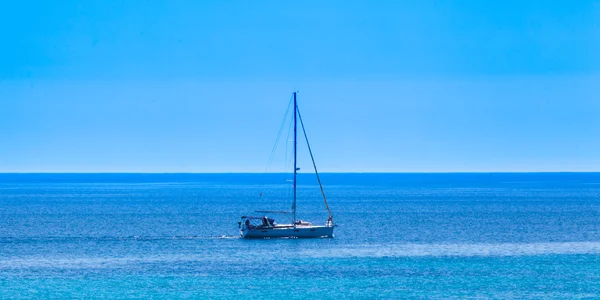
[0,235,241,243]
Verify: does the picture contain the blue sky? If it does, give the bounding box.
[1,1,599,172]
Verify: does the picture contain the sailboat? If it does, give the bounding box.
[239,92,335,238]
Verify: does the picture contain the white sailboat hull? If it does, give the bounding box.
[241,225,334,238]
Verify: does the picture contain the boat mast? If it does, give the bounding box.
[292,92,298,227]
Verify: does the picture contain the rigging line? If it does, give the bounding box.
[296,107,333,218]
[264,96,293,172]
[284,106,294,174]
[260,95,293,198]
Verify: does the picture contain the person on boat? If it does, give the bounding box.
[245,219,254,230]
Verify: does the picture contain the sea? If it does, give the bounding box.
[1,173,600,299]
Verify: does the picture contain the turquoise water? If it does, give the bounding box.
[1,173,600,298]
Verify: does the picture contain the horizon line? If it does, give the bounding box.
[1,171,600,174]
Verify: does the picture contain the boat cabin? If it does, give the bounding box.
[240,216,277,230]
